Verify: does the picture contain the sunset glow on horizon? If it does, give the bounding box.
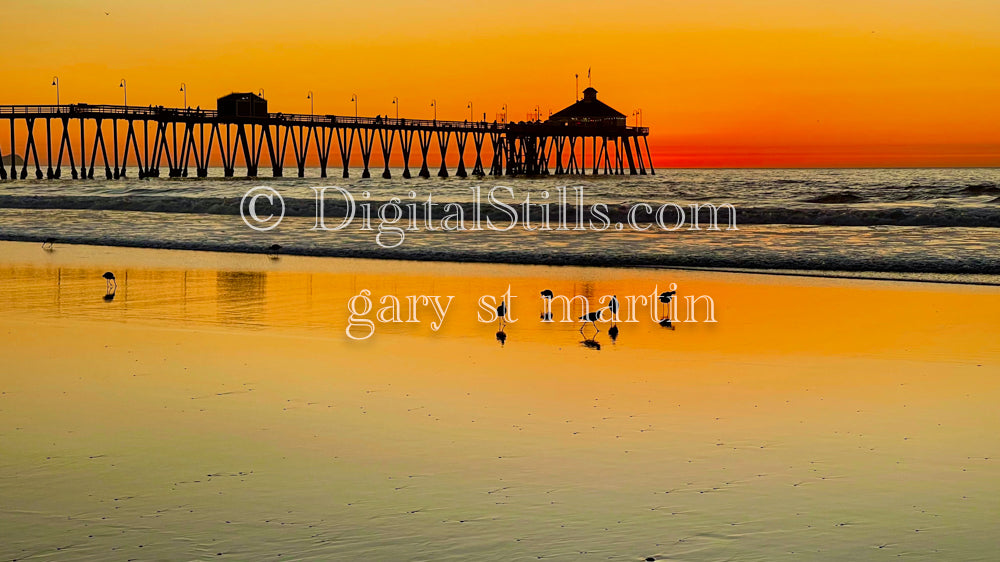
[5,0,999,167]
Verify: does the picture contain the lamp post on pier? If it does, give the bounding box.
[431,99,437,121]
[180,83,187,108]
[307,91,314,118]
[351,94,358,118]
[392,96,398,119]
[51,76,60,106]
[119,79,127,107]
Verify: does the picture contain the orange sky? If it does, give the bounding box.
[4,0,1000,167]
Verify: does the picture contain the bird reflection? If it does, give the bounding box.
[608,325,619,341]
[580,336,601,350]
[495,327,507,346]
[267,244,282,260]
[42,237,55,251]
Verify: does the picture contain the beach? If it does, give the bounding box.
[1,240,998,560]
[6,0,1000,557]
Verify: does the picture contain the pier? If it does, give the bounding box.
[0,89,653,181]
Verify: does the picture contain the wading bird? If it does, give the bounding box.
[579,308,606,333]
[102,271,116,293]
[659,290,676,321]
[540,289,554,321]
[496,300,507,329]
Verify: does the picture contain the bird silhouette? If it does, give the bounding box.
[608,325,619,341]
[102,271,117,294]
[580,337,601,350]
[41,237,55,251]
[496,300,507,329]
[608,294,619,325]
[578,307,606,333]
[495,328,507,346]
[539,289,554,321]
[267,244,282,259]
[659,291,676,322]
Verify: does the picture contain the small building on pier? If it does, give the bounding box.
[546,87,626,128]
[217,92,268,119]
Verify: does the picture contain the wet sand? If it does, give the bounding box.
[0,240,998,560]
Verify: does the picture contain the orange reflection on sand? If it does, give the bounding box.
[0,242,996,364]
[1,241,999,560]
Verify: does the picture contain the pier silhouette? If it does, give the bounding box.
[0,88,652,181]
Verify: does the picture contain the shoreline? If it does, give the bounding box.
[2,237,998,287]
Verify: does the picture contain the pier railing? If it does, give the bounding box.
[0,103,653,180]
[0,104,648,133]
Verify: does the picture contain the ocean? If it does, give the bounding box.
[1,168,998,279]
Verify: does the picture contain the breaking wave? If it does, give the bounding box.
[0,194,998,228]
